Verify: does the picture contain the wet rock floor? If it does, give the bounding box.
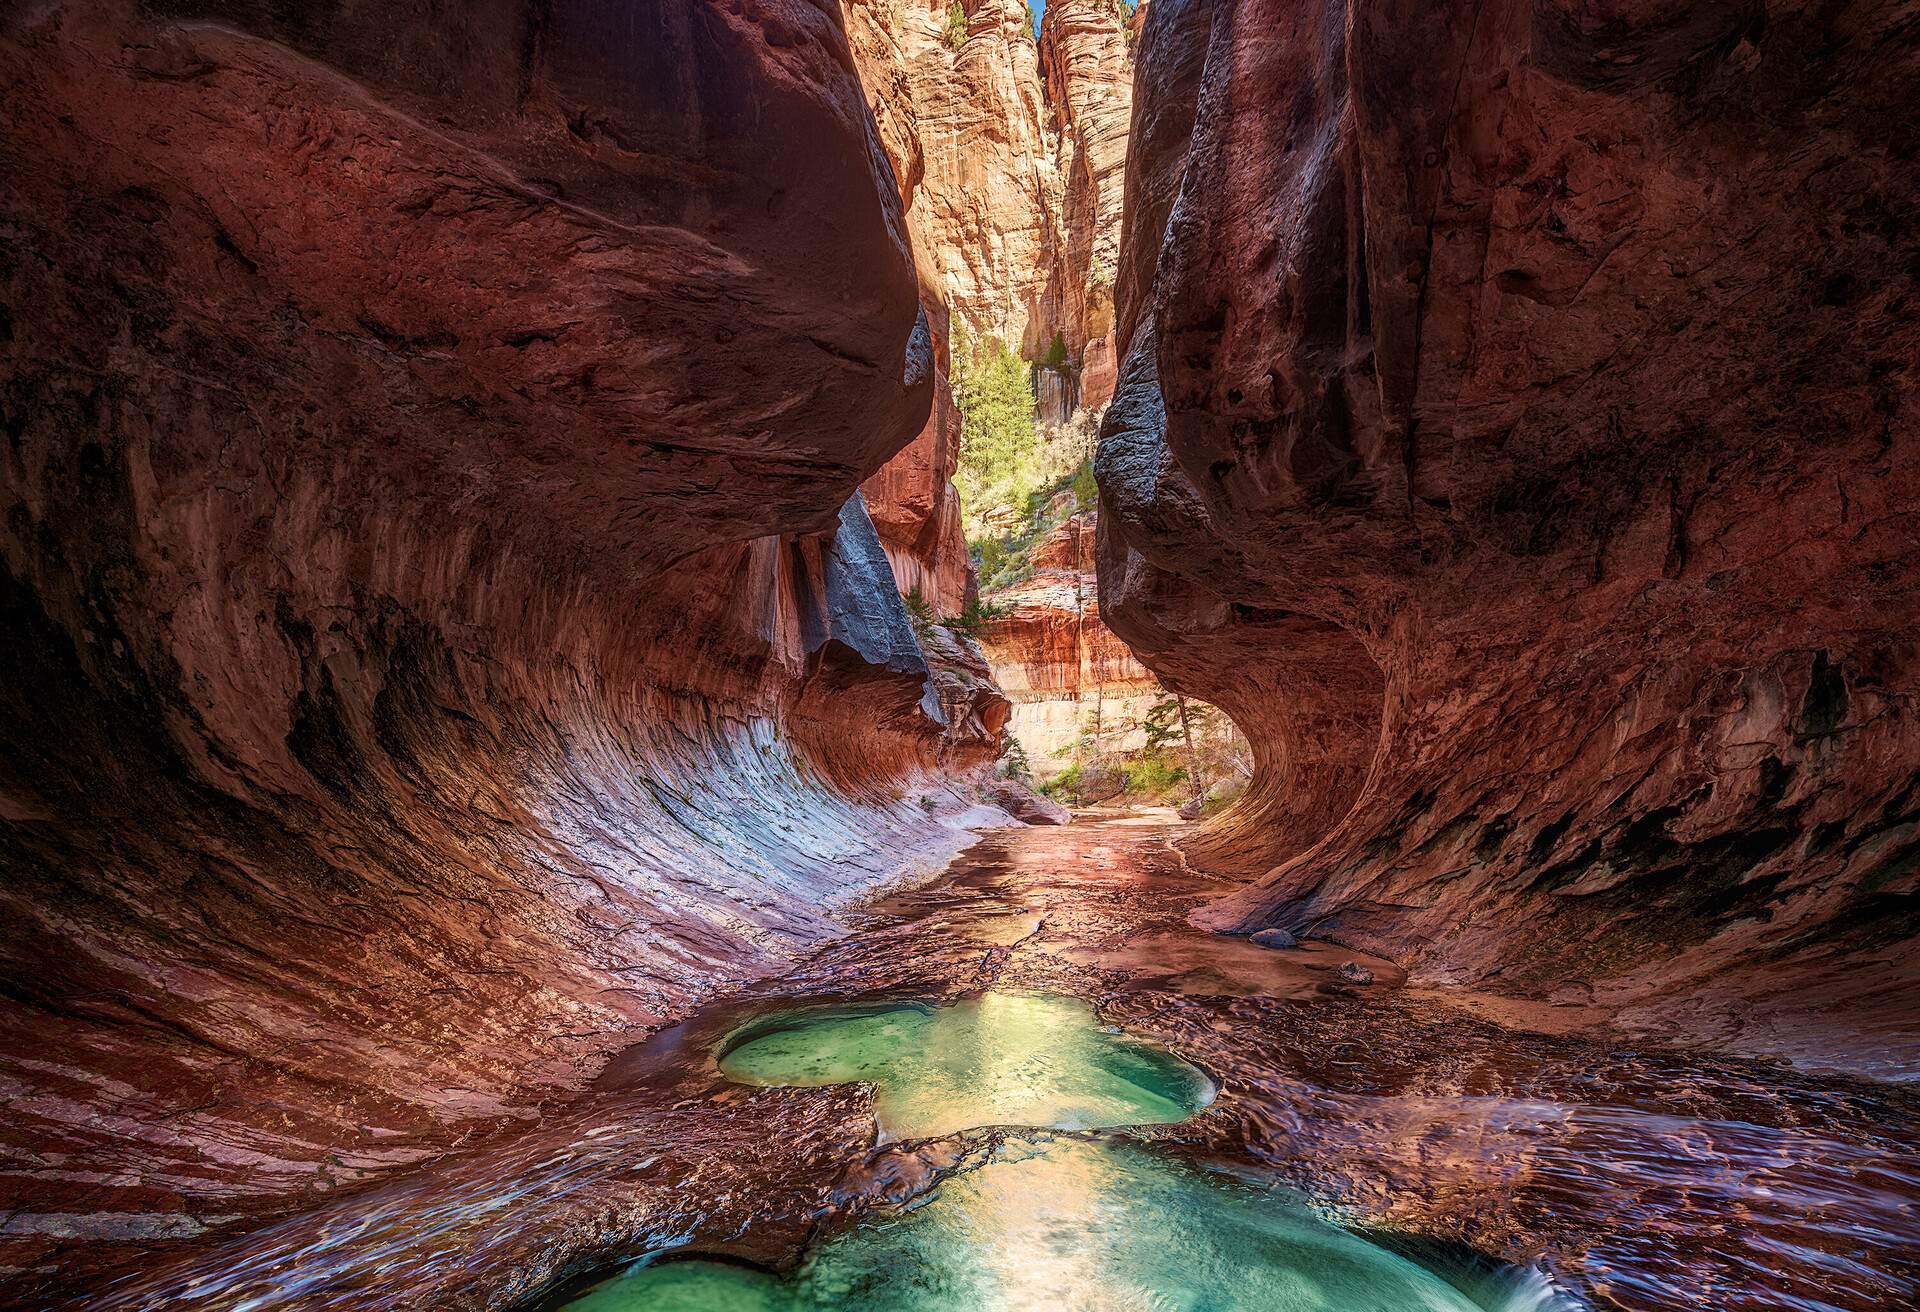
[64,813,1920,1310]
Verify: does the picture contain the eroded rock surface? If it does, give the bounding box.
[978,511,1160,779]
[1098,0,1920,1067]
[1039,0,1136,409]
[0,1,1007,1299]
[845,0,1132,413]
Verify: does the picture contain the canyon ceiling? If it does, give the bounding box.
[0,0,1916,1307]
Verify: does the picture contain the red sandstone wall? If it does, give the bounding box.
[0,2,1002,1300]
[1098,0,1920,1069]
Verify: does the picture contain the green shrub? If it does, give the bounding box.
[998,740,1033,782]
[1040,762,1083,801]
[903,585,935,639]
[1070,458,1098,511]
[953,330,1043,541]
[1044,330,1070,371]
[948,593,1010,638]
[1123,755,1186,796]
[945,1,967,49]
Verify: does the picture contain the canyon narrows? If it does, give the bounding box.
[1,3,1917,1312]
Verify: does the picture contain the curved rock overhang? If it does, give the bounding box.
[0,1,1008,1298]
[1097,0,1920,1069]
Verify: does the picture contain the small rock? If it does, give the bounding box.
[983,779,1071,825]
[1249,927,1297,949]
[1338,962,1374,985]
[1177,796,1205,821]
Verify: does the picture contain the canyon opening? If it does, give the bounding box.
[1,1,1916,1310]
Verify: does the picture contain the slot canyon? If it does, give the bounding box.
[0,1,1915,1309]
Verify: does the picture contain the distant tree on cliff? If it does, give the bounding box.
[1044,330,1071,371]
[946,2,967,49]
[903,585,936,639]
[953,330,1042,540]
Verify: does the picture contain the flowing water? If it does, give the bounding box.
[68,812,1920,1311]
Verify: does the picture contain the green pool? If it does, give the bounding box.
[554,992,1539,1312]
[558,1139,1503,1312]
[715,991,1214,1140]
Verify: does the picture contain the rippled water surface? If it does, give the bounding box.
[717,992,1213,1138]
[558,1140,1551,1312]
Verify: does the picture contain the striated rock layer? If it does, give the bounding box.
[846,0,1062,356]
[978,512,1160,780]
[0,0,1009,1300]
[1098,0,1920,1070]
[845,0,1132,408]
[845,0,1137,613]
[1039,0,1135,409]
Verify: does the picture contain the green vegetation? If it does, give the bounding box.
[1044,330,1070,371]
[1040,760,1084,800]
[1071,458,1098,510]
[953,331,1044,541]
[1032,691,1250,810]
[970,456,1094,593]
[998,739,1033,782]
[949,592,1010,637]
[1124,754,1187,795]
[945,1,967,50]
[903,585,1008,644]
[904,586,937,640]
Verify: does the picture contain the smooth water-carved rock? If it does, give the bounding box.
[983,777,1074,824]
[1098,0,1920,1067]
[0,1,1011,1300]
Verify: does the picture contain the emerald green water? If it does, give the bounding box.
[715,992,1213,1140]
[553,993,1529,1311]
[557,1140,1498,1312]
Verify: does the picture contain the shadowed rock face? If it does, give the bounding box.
[0,1,1012,1299]
[1099,0,1920,1068]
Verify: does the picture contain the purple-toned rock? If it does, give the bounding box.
[986,779,1073,826]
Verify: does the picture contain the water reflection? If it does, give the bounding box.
[717,992,1214,1140]
[559,1140,1563,1311]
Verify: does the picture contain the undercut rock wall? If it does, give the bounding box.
[0,1,1007,1300]
[1098,0,1920,1071]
